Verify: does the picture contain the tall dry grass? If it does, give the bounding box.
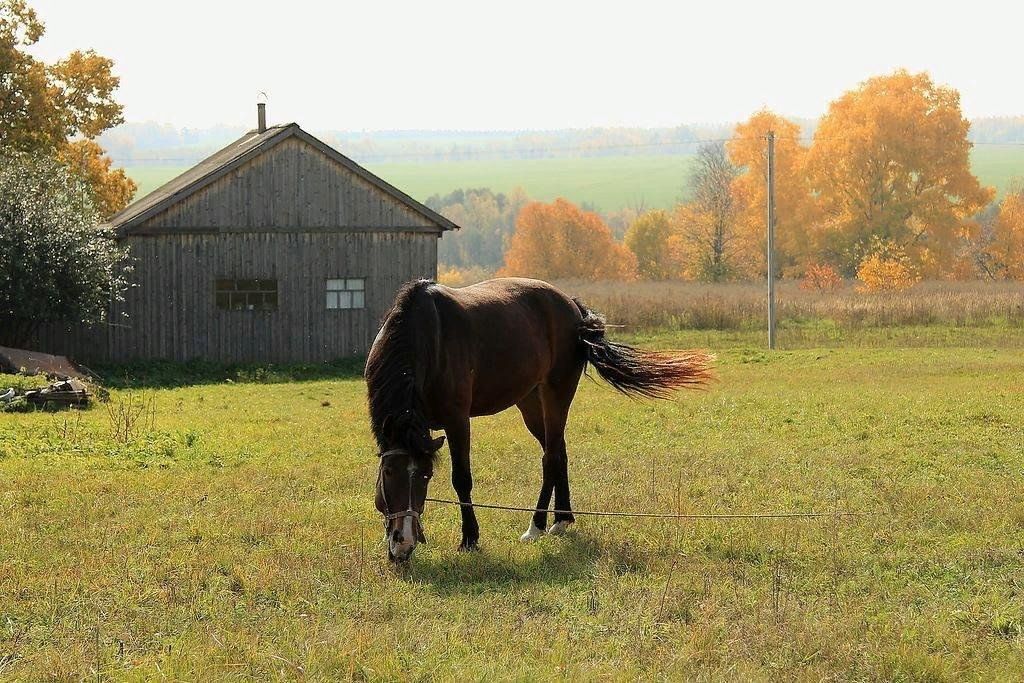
[554,280,1024,331]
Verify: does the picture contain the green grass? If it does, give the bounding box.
[123,165,191,199]
[972,146,1024,196]
[2,327,1024,679]
[365,155,692,213]
[124,146,1024,214]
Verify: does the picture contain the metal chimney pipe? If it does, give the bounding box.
[257,102,267,133]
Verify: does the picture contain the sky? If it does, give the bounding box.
[27,0,1024,131]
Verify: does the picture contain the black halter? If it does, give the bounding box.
[377,448,424,531]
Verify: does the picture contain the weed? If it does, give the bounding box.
[104,390,155,443]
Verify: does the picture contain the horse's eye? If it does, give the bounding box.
[383,466,393,476]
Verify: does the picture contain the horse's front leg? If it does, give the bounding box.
[446,417,479,551]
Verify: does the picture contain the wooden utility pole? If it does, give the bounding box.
[766,130,777,350]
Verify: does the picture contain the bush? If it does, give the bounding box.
[0,152,131,346]
[856,241,921,293]
[800,264,844,292]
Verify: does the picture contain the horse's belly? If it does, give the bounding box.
[467,368,540,417]
[467,338,548,417]
[469,393,528,417]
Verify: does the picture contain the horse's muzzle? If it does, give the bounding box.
[387,512,420,562]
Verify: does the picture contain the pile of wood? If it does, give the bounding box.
[22,378,92,408]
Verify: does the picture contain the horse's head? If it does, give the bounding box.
[375,436,444,562]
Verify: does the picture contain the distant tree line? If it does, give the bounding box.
[968,117,1024,143]
[98,124,741,166]
[96,116,1024,168]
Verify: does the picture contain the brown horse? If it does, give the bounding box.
[366,277,712,562]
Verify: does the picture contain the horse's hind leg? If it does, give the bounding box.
[539,376,581,536]
[517,388,549,542]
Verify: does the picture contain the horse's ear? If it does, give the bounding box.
[430,435,446,452]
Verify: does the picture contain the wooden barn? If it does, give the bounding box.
[37,105,458,363]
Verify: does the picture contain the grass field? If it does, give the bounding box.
[124,146,1024,213]
[123,165,191,201]
[2,327,1024,679]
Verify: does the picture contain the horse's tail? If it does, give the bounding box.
[573,298,713,399]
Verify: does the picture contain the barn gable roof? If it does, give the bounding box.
[106,123,459,235]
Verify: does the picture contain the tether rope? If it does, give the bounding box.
[425,497,864,520]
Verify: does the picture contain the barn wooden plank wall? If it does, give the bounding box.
[32,135,445,363]
[35,231,438,363]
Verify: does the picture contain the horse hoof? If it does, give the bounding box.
[547,520,572,536]
[519,523,545,542]
[458,539,479,552]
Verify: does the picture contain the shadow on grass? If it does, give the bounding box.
[403,533,602,595]
[93,356,367,389]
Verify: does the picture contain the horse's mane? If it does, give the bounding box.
[365,279,440,462]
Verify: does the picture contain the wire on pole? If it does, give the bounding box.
[424,497,865,521]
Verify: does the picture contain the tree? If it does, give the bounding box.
[624,209,676,279]
[604,198,648,241]
[427,187,528,269]
[0,0,135,217]
[806,70,993,275]
[0,152,130,346]
[499,198,637,280]
[727,110,819,277]
[58,140,136,219]
[668,143,747,281]
[978,189,1024,280]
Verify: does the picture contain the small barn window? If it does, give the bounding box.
[326,278,365,310]
[216,278,278,311]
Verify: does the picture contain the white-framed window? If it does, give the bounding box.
[326,278,365,310]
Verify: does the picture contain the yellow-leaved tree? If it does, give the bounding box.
[57,140,136,219]
[727,110,820,277]
[979,189,1024,280]
[0,0,135,217]
[667,142,755,281]
[624,210,676,280]
[500,199,637,280]
[806,70,993,276]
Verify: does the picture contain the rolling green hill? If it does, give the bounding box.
[124,146,1024,215]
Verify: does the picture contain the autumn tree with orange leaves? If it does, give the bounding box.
[0,0,135,217]
[806,70,993,276]
[500,199,637,280]
[57,140,137,218]
[728,111,820,277]
[975,188,1024,281]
